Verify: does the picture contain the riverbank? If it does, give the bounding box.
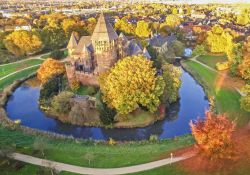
[181,58,249,126]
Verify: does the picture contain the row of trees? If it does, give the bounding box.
[115,14,181,38]
[1,13,97,57]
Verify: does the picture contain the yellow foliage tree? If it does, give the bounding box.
[238,36,250,80]
[135,21,151,38]
[114,18,135,35]
[164,14,181,29]
[99,56,165,115]
[237,9,250,26]
[4,30,43,56]
[206,25,234,61]
[37,58,65,84]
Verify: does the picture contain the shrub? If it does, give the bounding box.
[216,61,229,71]
[108,138,116,145]
[39,74,65,102]
[68,103,85,124]
[86,86,97,96]
[192,44,207,56]
[238,59,250,80]
[70,79,80,92]
[149,135,159,142]
[50,49,65,60]
[190,111,235,159]
[240,84,250,112]
[96,92,116,125]
[51,91,74,114]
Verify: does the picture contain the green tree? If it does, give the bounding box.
[230,43,243,76]
[51,91,74,114]
[33,138,48,157]
[172,40,184,57]
[192,44,207,56]
[4,30,42,56]
[99,56,165,115]
[96,92,117,125]
[161,63,182,104]
[241,84,250,112]
[40,26,66,50]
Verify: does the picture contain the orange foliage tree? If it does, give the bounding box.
[37,58,65,84]
[190,111,236,159]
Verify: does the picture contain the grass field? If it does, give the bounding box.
[0,126,193,174]
[0,59,43,78]
[182,60,249,126]
[196,55,227,69]
[0,66,39,90]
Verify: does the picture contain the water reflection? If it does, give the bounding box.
[5,68,209,141]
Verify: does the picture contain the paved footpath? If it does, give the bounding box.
[0,64,40,81]
[9,152,195,175]
[190,56,245,96]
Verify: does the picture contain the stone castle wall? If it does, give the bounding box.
[66,64,99,87]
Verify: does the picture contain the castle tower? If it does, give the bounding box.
[91,13,118,73]
[67,33,78,56]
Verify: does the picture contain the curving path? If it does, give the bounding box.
[190,56,245,96]
[9,152,196,175]
[0,64,41,81]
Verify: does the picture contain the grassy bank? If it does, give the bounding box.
[196,55,227,69]
[182,60,249,126]
[0,66,39,90]
[0,59,43,77]
[0,126,194,169]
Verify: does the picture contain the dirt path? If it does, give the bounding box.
[8,152,196,175]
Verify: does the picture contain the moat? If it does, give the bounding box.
[5,68,209,141]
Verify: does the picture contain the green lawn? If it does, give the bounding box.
[0,127,193,169]
[197,55,227,69]
[182,60,249,126]
[0,66,39,90]
[0,59,43,78]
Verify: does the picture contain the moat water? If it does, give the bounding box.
[5,68,209,141]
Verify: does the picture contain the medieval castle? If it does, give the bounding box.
[65,13,151,86]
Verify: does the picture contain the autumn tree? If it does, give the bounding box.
[240,84,250,112]
[161,63,182,104]
[61,18,87,37]
[172,40,184,57]
[51,91,74,114]
[99,56,165,115]
[114,18,135,35]
[236,9,250,26]
[230,43,243,76]
[4,30,42,56]
[206,25,234,60]
[37,58,65,84]
[40,26,66,50]
[238,36,250,80]
[135,21,151,38]
[190,111,235,159]
[164,14,181,29]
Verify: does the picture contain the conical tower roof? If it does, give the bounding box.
[67,33,78,49]
[143,47,151,60]
[91,13,118,41]
[119,32,128,42]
